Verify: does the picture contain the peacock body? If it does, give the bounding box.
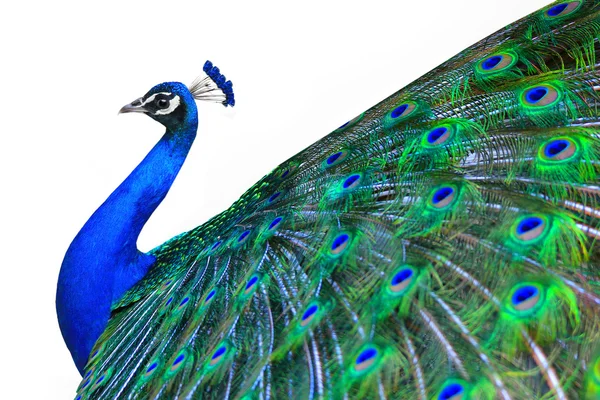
[60,1,600,399]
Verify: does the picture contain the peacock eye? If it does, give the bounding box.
[157,99,169,108]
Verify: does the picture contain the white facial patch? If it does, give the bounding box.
[141,92,171,106]
[154,95,181,115]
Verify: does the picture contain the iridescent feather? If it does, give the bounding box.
[74,1,600,399]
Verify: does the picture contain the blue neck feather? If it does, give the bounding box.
[56,84,198,374]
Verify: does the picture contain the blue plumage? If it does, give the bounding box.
[57,82,200,373]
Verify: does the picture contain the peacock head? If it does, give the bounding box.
[119,60,235,131]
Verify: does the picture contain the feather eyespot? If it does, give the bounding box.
[323,149,350,168]
[429,186,456,209]
[210,240,222,252]
[209,345,228,366]
[384,102,419,127]
[521,84,560,108]
[236,230,251,245]
[330,233,351,255]
[204,289,216,304]
[146,362,158,375]
[327,152,343,164]
[390,103,414,119]
[423,124,453,146]
[334,112,365,132]
[543,1,581,19]
[268,216,283,231]
[540,138,576,162]
[243,275,260,295]
[514,215,547,242]
[438,382,464,400]
[167,350,189,374]
[389,267,415,294]
[300,304,319,327]
[177,296,190,311]
[85,343,104,368]
[268,191,282,203]
[83,368,94,380]
[354,347,378,372]
[342,173,362,190]
[477,52,517,74]
[91,368,112,390]
[80,378,91,390]
[511,284,541,311]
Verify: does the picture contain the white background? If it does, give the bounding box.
[1,0,549,398]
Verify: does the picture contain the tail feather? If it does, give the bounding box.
[79,2,600,399]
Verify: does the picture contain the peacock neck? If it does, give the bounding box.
[57,119,198,375]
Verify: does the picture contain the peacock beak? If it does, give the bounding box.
[119,97,147,114]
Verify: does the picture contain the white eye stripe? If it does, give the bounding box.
[141,92,172,106]
[154,95,181,115]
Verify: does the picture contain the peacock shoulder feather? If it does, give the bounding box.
[75,1,600,399]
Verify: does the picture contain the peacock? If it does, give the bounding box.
[57,1,600,398]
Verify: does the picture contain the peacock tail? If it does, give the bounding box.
[76,1,600,399]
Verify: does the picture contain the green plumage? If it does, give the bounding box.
[77,1,600,399]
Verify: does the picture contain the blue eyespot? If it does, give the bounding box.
[209,344,229,366]
[392,269,413,286]
[268,192,281,203]
[356,348,377,364]
[165,297,173,307]
[302,305,318,321]
[526,87,548,104]
[211,241,222,251]
[205,289,216,303]
[246,276,258,290]
[439,383,464,400]
[544,1,581,19]
[548,3,568,16]
[516,216,543,235]
[172,353,185,366]
[212,346,226,360]
[335,113,365,132]
[268,217,283,230]
[179,297,190,307]
[280,169,290,179]
[481,55,502,70]
[238,230,251,243]
[522,84,560,108]
[92,369,112,389]
[389,266,416,294]
[391,104,408,118]
[386,102,418,124]
[323,150,350,168]
[354,346,379,371]
[327,152,343,165]
[331,233,350,253]
[343,174,361,189]
[427,127,448,144]
[545,139,568,157]
[431,187,454,205]
[512,285,538,306]
[146,362,158,374]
